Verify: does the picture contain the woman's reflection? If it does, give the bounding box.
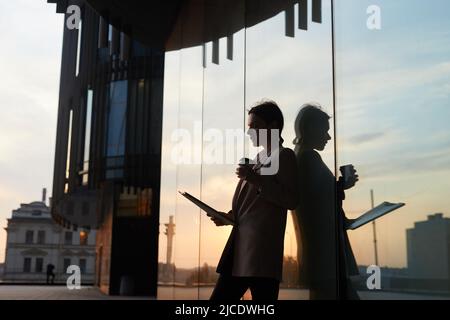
[292,104,359,300]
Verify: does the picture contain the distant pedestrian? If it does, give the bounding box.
[46,263,55,285]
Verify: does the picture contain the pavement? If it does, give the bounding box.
[0,285,153,300]
[0,285,448,300]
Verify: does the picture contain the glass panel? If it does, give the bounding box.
[149,51,165,155]
[76,20,82,76]
[245,1,335,300]
[82,89,93,185]
[65,109,73,193]
[198,3,246,300]
[127,79,147,156]
[158,37,204,299]
[108,24,112,43]
[132,40,153,57]
[158,50,180,299]
[136,78,145,154]
[158,1,337,300]
[106,80,128,179]
[171,44,204,300]
[106,80,128,157]
[335,0,450,299]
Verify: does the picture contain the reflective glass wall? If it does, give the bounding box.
[159,0,450,300]
[244,1,335,300]
[199,5,246,300]
[335,0,450,299]
[158,0,335,300]
[158,40,205,299]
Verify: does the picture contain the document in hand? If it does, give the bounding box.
[178,191,235,226]
[347,202,405,230]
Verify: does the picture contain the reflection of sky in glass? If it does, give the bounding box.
[83,90,93,163]
[159,0,450,279]
[335,0,450,267]
[106,80,128,157]
[159,3,334,272]
[199,27,246,294]
[244,2,334,277]
[160,45,204,273]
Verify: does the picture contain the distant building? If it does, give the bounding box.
[3,194,96,284]
[47,0,163,295]
[407,213,450,279]
[406,213,450,291]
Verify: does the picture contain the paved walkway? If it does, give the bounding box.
[0,285,448,300]
[0,285,152,300]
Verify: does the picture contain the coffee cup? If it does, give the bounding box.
[340,164,354,183]
[239,157,253,166]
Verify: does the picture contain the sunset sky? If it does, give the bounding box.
[1,0,449,275]
[0,1,62,262]
[158,0,450,270]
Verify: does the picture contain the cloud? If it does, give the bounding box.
[357,146,450,183]
[347,131,386,145]
[0,1,63,262]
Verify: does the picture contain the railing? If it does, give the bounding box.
[2,268,95,284]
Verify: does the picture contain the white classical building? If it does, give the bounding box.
[3,196,96,284]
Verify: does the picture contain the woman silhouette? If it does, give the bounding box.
[292,104,359,300]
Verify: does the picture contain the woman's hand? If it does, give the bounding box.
[341,166,359,190]
[235,164,253,180]
[207,212,233,227]
[345,218,357,229]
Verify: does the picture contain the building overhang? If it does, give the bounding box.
[49,0,322,50]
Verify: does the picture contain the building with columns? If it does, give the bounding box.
[3,192,96,284]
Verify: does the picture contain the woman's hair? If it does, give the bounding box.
[293,103,330,144]
[248,100,285,144]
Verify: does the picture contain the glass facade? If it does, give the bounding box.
[81,89,93,186]
[65,109,73,193]
[75,19,82,76]
[105,80,128,179]
[158,1,334,300]
[158,0,450,300]
[50,1,164,295]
